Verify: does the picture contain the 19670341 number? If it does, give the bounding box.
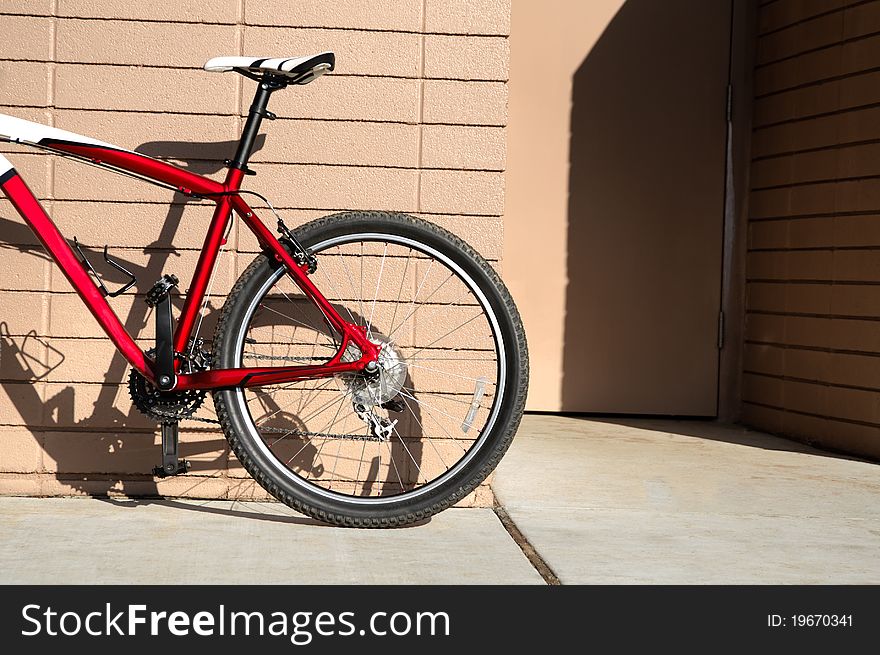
[793,614,853,627]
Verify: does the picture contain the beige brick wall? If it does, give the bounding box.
[0,0,508,506]
[743,0,880,459]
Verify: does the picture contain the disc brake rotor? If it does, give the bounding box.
[344,338,407,406]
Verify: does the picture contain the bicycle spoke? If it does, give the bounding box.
[285,435,316,467]
[296,389,351,426]
[401,387,482,406]
[404,311,486,360]
[399,391,464,463]
[276,285,339,347]
[353,438,368,487]
[336,243,364,326]
[359,241,365,324]
[367,243,387,339]
[402,355,498,362]
[386,258,435,341]
[376,443,382,496]
[268,429,298,449]
[305,433,331,480]
[396,387,466,427]
[399,362,497,385]
[385,269,455,341]
[386,439,406,490]
[387,250,412,336]
[246,378,329,404]
[258,302,330,339]
[312,263,358,326]
[399,389,470,453]
[254,379,335,427]
[389,420,424,485]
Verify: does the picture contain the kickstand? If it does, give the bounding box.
[153,421,191,478]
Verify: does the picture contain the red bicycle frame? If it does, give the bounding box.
[0,138,379,391]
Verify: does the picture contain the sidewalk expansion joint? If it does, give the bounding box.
[493,504,561,585]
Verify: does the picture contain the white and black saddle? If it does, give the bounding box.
[203,52,335,85]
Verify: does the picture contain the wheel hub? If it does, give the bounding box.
[346,338,407,406]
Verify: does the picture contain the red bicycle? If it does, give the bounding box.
[0,53,528,527]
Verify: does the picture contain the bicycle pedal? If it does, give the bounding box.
[145,274,179,308]
[152,459,191,478]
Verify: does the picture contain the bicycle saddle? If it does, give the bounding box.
[203,52,335,85]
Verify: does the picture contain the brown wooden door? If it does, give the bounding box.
[506,0,731,415]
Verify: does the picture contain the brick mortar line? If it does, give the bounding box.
[0,475,231,481]
[756,15,880,70]
[756,0,872,39]
[746,276,880,284]
[752,99,880,131]
[0,201,506,218]
[752,137,880,162]
[746,278,880,286]
[750,210,880,221]
[742,398,880,428]
[744,338,880,358]
[0,425,220,434]
[0,154,506,172]
[0,238,504,246]
[415,0,426,215]
[0,208,505,222]
[0,378,481,391]
[0,105,506,127]
[753,174,880,191]
[0,60,509,82]
[89,161,505,173]
[754,64,880,102]
[0,251,504,259]
[0,197,506,212]
[0,380,138,387]
[0,12,510,37]
[746,308,880,321]
[38,3,58,407]
[1,323,498,337]
[1,117,505,131]
[748,245,880,252]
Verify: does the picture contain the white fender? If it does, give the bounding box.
[0,113,121,150]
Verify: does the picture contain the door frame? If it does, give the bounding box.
[717,0,759,421]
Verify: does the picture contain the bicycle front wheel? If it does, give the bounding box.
[212,211,528,527]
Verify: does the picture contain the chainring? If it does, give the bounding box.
[127,348,208,422]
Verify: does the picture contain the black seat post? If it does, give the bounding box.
[231,76,282,171]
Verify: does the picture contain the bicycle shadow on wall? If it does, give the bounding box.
[0,138,240,503]
[0,135,428,518]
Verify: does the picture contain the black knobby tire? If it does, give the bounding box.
[212,212,528,527]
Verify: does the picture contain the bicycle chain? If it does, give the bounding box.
[142,395,381,441]
[258,427,383,441]
[242,353,328,363]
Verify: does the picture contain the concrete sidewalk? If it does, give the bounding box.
[0,498,543,584]
[2,415,879,584]
[493,415,880,584]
